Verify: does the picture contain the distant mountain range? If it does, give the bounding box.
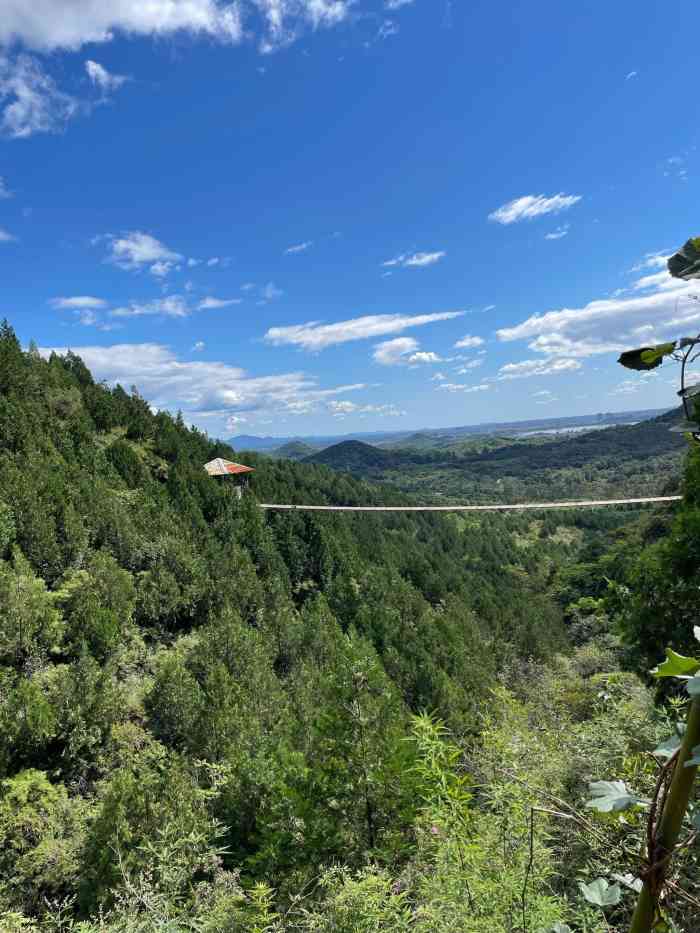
[229,408,670,453]
[300,408,686,478]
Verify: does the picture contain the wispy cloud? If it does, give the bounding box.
[489,193,582,225]
[0,226,17,242]
[110,295,189,318]
[265,310,464,351]
[0,176,12,199]
[198,296,242,310]
[456,359,483,372]
[625,70,638,80]
[50,296,108,309]
[629,252,668,273]
[285,241,313,254]
[545,224,569,240]
[383,250,446,268]
[0,3,358,138]
[533,389,557,404]
[0,53,81,138]
[327,400,406,418]
[437,382,490,393]
[454,334,484,349]
[192,341,205,352]
[85,60,128,92]
[385,0,414,8]
[497,358,582,379]
[373,337,419,365]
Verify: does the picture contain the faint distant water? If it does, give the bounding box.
[513,422,638,438]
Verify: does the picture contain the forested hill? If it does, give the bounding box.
[0,321,568,925]
[303,439,400,471]
[2,321,699,929]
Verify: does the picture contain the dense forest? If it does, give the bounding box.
[0,320,698,931]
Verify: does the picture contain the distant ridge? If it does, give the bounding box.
[229,407,670,452]
[269,409,688,484]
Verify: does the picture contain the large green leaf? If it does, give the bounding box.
[613,873,643,893]
[668,237,700,280]
[652,648,700,679]
[669,420,700,434]
[653,733,683,758]
[585,780,648,812]
[579,878,622,907]
[618,343,676,371]
[684,745,700,769]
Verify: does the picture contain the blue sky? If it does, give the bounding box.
[1,0,699,438]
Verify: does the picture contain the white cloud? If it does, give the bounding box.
[39,342,368,424]
[285,241,312,254]
[260,281,283,301]
[192,341,205,352]
[198,296,242,310]
[383,250,446,268]
[0,3,359,138]
[497,358,582,380]
[0,1,244,51]
[254,0,351,53]
[0,226,16,242]
[241,282,256,291]
[104,231,183,274]
[431,372,447,382]
[373,336,418,365]
[110,295,189,318]
[497,264,699,360]
[385,0,414,8]
[612,378,643,395]
[454,334,484,349]
[437,382,490,393]
[0,53,81,138]
[207,257,220,267]
[266,310,463,351]
[456,359,483,372]
[406,350,442,364]
[545,224,569,240]
[327,400,405,418]
[85,59,127,92]
[150,260,176,278]
[0,176,12,198]
[629,252,668,273]
[488,192,582,225]
[226,414,248,428]
[50,296,108,309]
[625,70,638,80]
[373,338,448,367]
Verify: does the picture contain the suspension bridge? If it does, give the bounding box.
[258,495,682,513]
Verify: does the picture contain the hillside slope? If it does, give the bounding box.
[0,322,572,919]
[2,321,696,931]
